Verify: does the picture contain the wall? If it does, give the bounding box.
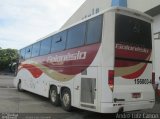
[61,0,160,29]
[128,0,160,12]
[153,14,160,33]
[61,0,112,29]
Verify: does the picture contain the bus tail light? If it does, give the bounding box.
[152,72,155,84]
[108,70,114,92]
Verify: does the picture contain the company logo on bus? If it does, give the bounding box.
[116,44,149,54]
[47,51,87,63]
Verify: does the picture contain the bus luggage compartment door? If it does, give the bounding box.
[80,67,98,109]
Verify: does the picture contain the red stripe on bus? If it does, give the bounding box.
[115,50,151,67]
[122,64,147,79]
[115,60,140,67]
[21,64,43,78]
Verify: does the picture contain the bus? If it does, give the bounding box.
[14,7,155,113]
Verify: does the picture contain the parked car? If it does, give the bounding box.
[9,62,18,73]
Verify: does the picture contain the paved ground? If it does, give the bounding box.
[0,74,160,119]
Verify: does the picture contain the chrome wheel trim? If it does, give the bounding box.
[50,90,57,102]
[63,93,70,107]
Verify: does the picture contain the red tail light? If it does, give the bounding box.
[108,70,114,92]
[152,72,155,84]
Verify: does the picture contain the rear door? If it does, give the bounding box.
[113,13,154,102]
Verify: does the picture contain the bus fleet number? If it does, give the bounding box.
[134,79,152,84]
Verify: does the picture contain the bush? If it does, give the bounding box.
[0,48,19,71]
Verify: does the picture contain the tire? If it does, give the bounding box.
[61,88,72,111]
[49,86,60,106]
[17,80,23,92]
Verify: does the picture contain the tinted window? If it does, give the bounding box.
[40,37,51,55]
[25,45,32,59]
[67,22,86,49]
[86,15,103,44]
[20,49,25,59]
[115,14,152,49]
[32,42,40,57]
[51,31,67,52]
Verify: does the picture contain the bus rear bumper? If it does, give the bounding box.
[100,100,155,113]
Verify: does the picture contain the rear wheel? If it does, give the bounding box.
[61,88,72,111]
[49,86,60,106]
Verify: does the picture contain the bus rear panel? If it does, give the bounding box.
[101,9,155,113]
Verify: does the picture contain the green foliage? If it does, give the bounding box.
[0,48,19,71]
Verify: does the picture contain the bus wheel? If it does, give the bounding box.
[61,88,72,111]
[17,80,23,92]
[50,86,60,106]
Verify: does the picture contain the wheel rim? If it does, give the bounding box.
[50,90,57,102]
[63,93,70,107]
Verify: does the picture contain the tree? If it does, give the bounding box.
[0,48,19,71]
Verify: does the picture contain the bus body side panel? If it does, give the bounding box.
[72,22,104,112]
[14,66,61,97]
[100,11,115,107]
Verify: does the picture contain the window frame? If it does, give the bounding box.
[85,15,103,45]
[51,31,67,53]
[31,42,41,58]
[20,48,26,60]
[66,22,86,49]
[24,45,33,59]
[39,37,52,56]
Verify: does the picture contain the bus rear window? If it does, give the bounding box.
[115,14,152,49]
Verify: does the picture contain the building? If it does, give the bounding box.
[61,0,160,38]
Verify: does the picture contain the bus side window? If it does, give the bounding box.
[32,42,40,57]
[66,22,86,49]
[25,45,32,59]
[40,37,51,55]
[86,15,103,45]
[20,48,26,60]
[51,31,67,53]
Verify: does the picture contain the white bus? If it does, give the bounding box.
[14,7,155,113]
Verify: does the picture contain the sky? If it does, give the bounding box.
[0,0,85,50]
